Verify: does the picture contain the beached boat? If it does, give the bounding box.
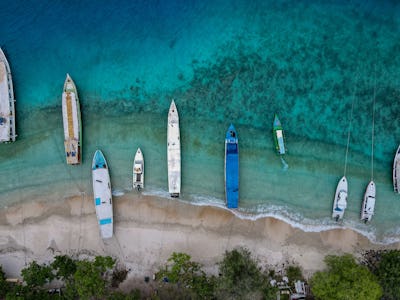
[92,150,113,239]
[332,176,348,221]
[62,74,82,164]
[133,148,144,191]
[273,114,285,155]
[225,124,239,208]
[0,48,16,143]
[393,145,400,193]
[167,100,181,197]
[361,181,376,223]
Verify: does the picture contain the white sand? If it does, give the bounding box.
[0,193,399,281]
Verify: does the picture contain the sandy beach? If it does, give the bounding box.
[0,193,399,284]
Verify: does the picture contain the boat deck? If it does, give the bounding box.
[0,53,16,142]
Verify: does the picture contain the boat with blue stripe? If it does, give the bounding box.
[92,150,113,239]
[225,124,239,209]
[273,114,286,155]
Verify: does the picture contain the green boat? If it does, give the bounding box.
[273,114,286,155]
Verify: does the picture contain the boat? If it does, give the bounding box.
[225,124,239,208]
[167,100,181,197]
[92,150,113,239]
[62,74,82,164]
[0,48,16,143]
[361,181,376,223]
[273,114,285,155]
[393,145,400,193]
[133,147,144,191]
[332,176,348,221]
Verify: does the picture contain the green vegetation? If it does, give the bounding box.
[155,252,215,299]
[2,249,399,299]
[363,249,400,300]
[310,254,382,300]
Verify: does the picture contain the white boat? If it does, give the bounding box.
[167,100,181,197]
[62,74,82,164]
[393,145,400,193]
[133,147,144,191]
[92,150,113,239]
[0,48,16,143]
[332,176,348,221]
[361,181,376,223]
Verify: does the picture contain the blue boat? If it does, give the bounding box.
[225,124,239,208]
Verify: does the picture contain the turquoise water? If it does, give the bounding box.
[0,0,399,243]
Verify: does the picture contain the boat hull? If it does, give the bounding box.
[133,148,144,190]
[393,145,400,193]
[0,48,16,143]
[273,114,285,155]
[332,176,348,221]
[167,100,181,197]
[225,124,239,208]
[62,74,82,164]
[92,150,113,239]
[361,181,376,222]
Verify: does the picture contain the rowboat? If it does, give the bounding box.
[225,124,239,208]
[62,74,82,164]
[393,145,400,193]
[332,176,348,221]
[92,150,113,239]
[273,114,285,155]
[133,148,144,191]
[0,48,16,142]
[167,100,181,197]
[361,181,376,223]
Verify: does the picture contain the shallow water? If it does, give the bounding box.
[0,0,399,243]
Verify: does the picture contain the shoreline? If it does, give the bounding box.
[0,193,399,281]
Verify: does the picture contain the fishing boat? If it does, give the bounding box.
[167,100,181,197]
[133,148,144,191]
[273,114,285,155]
[0,48,16,143]
[62,74,82,164]
[361,181,376,223]
[393,145,400,193]
[225,124,239,208]
[332,176,348,221]
[92,150,113,239]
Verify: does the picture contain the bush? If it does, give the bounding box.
[310,254,382,300]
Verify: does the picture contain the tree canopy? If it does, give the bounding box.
[373,250,400,300]
[310,254,382,300]
[215,247,277,300]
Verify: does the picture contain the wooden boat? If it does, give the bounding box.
[332,176,348,221]
[393,145,400,193]
[62,74,82,164]
[167,100,181,197]
[0,48,16,142]
[133,148,144,191]
[273,114,285,155]
[225,124,239,208]
[361,181,376,223]
[92,150,113,239]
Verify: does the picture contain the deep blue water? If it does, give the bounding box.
[0,0,400,243]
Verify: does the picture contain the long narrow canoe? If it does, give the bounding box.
[361,181,376,223]
[332,176,348,221]
[133,147,144,191]
[0,48,16,142]
[393,145,400,193]
[167,100,181,197]
[225,124,239,208]
[273,114,285,155]
[92,150,113,239]
[62,74,82,164]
